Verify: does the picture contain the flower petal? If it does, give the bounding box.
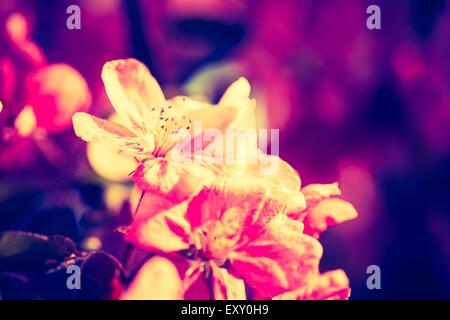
[86,141,137,182]
[291,183,345,222]
[274,269,351,300]
[183,263,211,300]
[126,201,191,253]
[302,183,341,204]
[219,77,251,107]
[184,184,267,231]
[72,112,136,143]
[308,270,351,300]
[303,198,358,237]
[130,187,178,220]
[210,262,246,300]
[121,256,183,300]
[222,151,305,214]
[230,215,322,298]
[133,159,216,202]
[101,58,166,128]
[169,96,238,133]
[218,77,256,130]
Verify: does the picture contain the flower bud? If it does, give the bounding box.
[26,63,91,132]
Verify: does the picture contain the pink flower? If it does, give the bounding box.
[125,184,323,299]
[26,64,91,132]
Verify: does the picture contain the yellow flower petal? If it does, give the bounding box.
[304,198,358,235]
[86,141,136,182]
[219,77,257,130]
[169,96,238,134]
[73,112,136,143]
[301,183,341,202]
[219,77,251,108]
[101,58,166,128]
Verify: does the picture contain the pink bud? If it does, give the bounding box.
[26,63,91,132]
[5,13,29,42]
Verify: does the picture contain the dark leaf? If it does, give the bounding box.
[0,231,77,272]
[76,251,124,300]
[0,272,38,300]
[28,262,79,300]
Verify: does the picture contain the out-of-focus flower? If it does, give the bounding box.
[126,184,323,299]
[26,64,91,133]
[74,58,261,201]
[104,184,131,213]
[274,269,350,300]
[82,236,103,251]
[3,13,45,69]
[121,256,183,300]
[289,183,358,238]
[0,13,43,113]
[14,105,36,137]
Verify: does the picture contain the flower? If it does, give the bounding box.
[125,184,323,299]
[73,58,255,201]
[267,183,357,300]
[26,64,91,132]
[73,58,304,209]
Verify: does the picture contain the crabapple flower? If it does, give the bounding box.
[73,58,303,205]
[73,59,254,201]
[125,184,323,299]
[290,183,358,238]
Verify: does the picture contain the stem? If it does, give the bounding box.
[122,190,145,269]
[133,189,145,217]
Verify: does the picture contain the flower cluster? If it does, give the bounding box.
[73,58,357,300]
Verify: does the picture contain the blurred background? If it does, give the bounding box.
[1,0,449,299]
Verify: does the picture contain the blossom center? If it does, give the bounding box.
[148,105,191,157]
[191,213,243,265]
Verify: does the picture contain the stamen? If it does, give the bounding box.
[146,104,191,157]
